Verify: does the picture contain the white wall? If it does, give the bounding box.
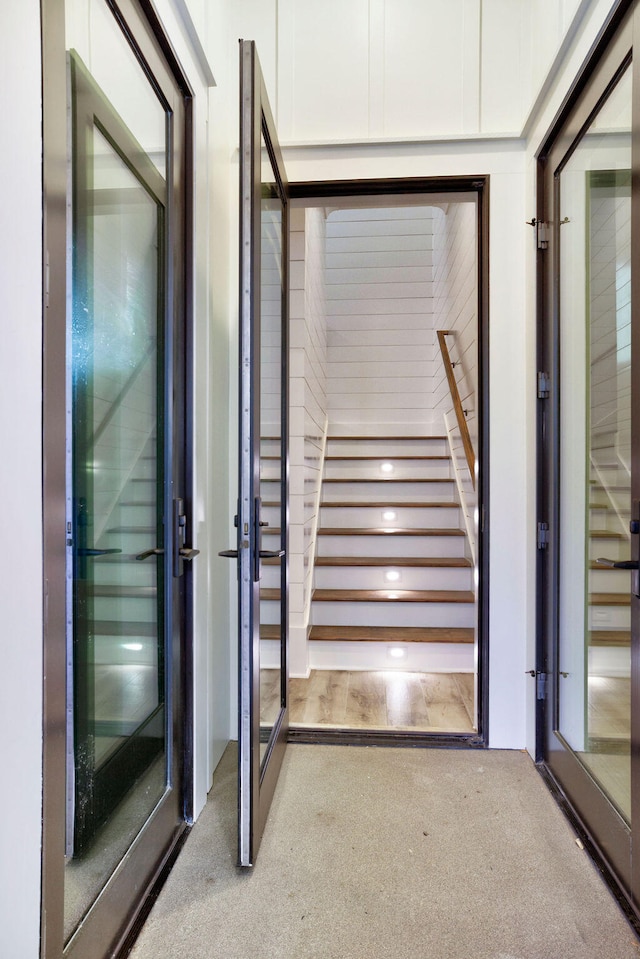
[289,207,328,676]
[230,0,596,142]
[325,207,439,429]
[0,4,43,957]
[283,142,528,749]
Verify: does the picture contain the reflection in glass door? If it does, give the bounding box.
[259,143,287,760]
[557,66,632,824]
[69,58,167,867]
[41,1,191,955]
[538,5,640,913]
[229,40,289,868]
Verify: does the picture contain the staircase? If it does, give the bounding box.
[89,434,161,761]
[589,458,631,653]
[308,434,475,653]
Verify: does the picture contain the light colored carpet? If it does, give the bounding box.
[129,744,640,959]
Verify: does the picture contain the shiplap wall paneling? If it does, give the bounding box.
[325,207,438,431]
[432,202,478,555]
[288,207,328,676]
[589,185,631,473]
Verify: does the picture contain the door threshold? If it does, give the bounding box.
[287,726,485,748]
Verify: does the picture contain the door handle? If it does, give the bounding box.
[77,547,122,556]
[219,549,239,558]
[259,549,285,559]
[596,557,639,569]
[179,547,200,561]
[136,547,164,561]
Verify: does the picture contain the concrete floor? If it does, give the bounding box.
[129,744,640,959]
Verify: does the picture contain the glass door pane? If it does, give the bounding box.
[237,40,289,867]
[259,134,286,762]
[65,49,171,940]
[557,66,632,821]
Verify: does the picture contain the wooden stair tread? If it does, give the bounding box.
[589,530,625,539]
[91,585,157,598]
[589,592,630,606]
[309,625,473,644]
[320,501,458,509]
[589,630,630,646]
[260,624,281,640]
[107,526,155,534]
[315,556,472,568]
[311,588,475,603]
[317,527,464,536]
[93,620,156,636]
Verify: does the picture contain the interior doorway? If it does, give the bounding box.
[262,179,489,744]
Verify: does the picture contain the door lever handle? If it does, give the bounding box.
[136,547,164,561]
[179,547,200,560]
[259,549,285,559]
[596,557,639,569]
[219,549,239,558]
[77,547,122,556]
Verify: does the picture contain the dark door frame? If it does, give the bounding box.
[286,174,490,749]
[41,0,194,955]
[535,0,640,928]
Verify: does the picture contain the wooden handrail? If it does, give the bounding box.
[437,330,475,488]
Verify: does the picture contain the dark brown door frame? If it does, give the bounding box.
[287,175,490,750]
[535,0,640,927]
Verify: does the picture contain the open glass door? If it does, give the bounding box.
[41,1,193,954]
[231,40,289,866]
[538,4,640,912]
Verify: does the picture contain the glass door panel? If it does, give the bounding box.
[64,46,174,944]
[235,40,289,867]
[557,64,632,823]
[259,134,286,761]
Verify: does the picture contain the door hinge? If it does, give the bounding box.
[536,672,547,700]
[537,371,550,399]
[537,521,549,550]
[536,221,549,249]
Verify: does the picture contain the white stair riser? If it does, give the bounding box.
[313,565,472,591]
[310,602,475,628]
[112,503,156,528]
[322,481,456,502]
[260,566,283,589]
[589,607,630,630]
[306,640,474,673]
[320,505,459,529]
[126,479,156,504]
[93,559,156,588]
[94,636,158,666]
[588,538,630,561]
[589,569,632,592]
[324,461,451,480]
[94,596,157,623]
[317,534,465,557]
[327,439,448,457]
[260,440,282,457]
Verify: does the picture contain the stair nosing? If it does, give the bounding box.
[310,588,475,603]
